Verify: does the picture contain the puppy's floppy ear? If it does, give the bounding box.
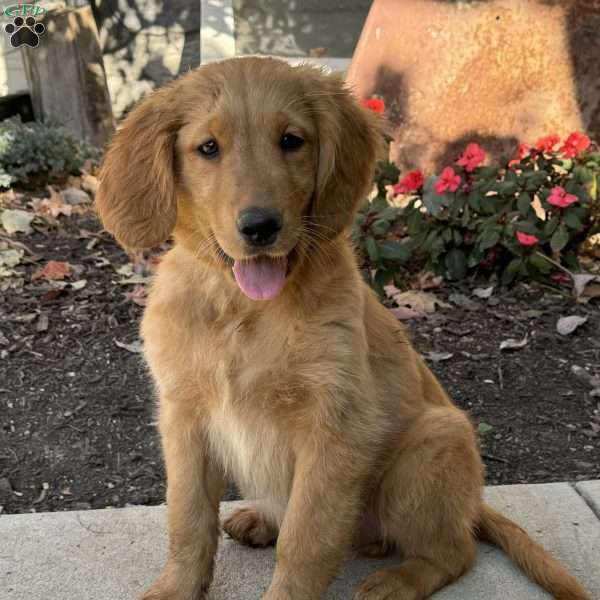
[96,86,182,250]
[307,70,384,238]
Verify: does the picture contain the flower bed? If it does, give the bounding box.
[355,100,600,295]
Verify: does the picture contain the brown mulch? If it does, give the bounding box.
[0,197,598,514]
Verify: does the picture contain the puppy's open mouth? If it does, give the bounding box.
[232,255,288,301]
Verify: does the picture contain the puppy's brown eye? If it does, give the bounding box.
[280,133,304,152]
[198,139,219,159]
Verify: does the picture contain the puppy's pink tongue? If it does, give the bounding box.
[233,256,287,301]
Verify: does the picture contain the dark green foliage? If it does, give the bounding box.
[0,117,98,188]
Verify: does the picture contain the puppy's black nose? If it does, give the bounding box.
[236,207,282,246]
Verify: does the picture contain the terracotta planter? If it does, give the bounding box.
[347,0,600,172]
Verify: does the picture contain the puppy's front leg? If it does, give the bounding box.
[263,433,371,600]
[141,399,224,600]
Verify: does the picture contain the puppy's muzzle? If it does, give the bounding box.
[236,207,283,247]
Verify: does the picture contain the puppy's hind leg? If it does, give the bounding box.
[355,407,483,600]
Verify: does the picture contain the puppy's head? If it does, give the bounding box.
[96,57,382,301]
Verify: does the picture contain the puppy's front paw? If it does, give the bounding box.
[222,507,278,547]
[140,563,209,600]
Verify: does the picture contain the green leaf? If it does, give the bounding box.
[550,224,569,253]
[479,228,501,251]
[497,181,519,197]
[371,218,391,236]
[517,192,532,215]
[365,236,379,261]
[477,166,498,179]
[445,248,467,280]
[544,214,559,236]
[529,253,553,273]
[422,175,450,216]
[378,240,410,261]
[467,191,482,212]
[564,211,582,231]
[373,269,392,295]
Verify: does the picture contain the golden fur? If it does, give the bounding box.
[96,57,590,600]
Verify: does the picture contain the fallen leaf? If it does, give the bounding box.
[125,284,148,306]
[30,187,73,217]
[0,249,23,269]
[36,314,49,332]
[116,263,151,285]
[389,306,424,320]
[412,271,443,290]
[572,274,600,303]
[500,335,528,351]
[387,288,450,314]
[1,209,34,234]
[472,285,494,299]
[81,172,99,196]
[62,187,90,205]
[426,351,453,363]
[556,315,588,336]
[32,260,72,281]
[70,279,87,290]
[33,482,50,504]
[114,339,143,353]
[477,422,494,435]
[449,293,479,311]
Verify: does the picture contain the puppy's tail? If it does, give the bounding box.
[477,502,590,600]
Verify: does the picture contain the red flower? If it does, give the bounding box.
[393,170,424,194]
[560,131,591,158]
[434,167,461,194]
[516,231,539,246]
[362,98,385,113]
[547,186,578,208]
[534,134,560,153]
[457,143,486,172]
[508,143,530,167]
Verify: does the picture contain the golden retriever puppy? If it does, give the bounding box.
[96,57,590,600]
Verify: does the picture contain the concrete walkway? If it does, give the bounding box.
[2,481,599,599]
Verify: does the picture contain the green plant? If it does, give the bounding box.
[404,137,598,285]
[0,117,98,188]
[352,108,599,293]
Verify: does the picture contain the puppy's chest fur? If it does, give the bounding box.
[204,313,303,524]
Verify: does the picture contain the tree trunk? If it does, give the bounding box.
[22,5,114,149]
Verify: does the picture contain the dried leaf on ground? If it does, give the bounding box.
[571,273,600,304]
[389,306,424,320]
[32,260,72,281]
[571,365,600,388]
[477,422,494,435]
[449,293,479,311]
[114,339,143,353]
[426,351,453,363]
[385,286,449,314]
[36,314,49,332]
[126,285,148,306]
[70,280,87,291]
[62,187,91,205]
[472,285,494,299]
[412,271,443,290]
[1,209,34,234]
[556,315,588,336]
[116,263,152,285]
[500,335,528,351]
[0,249,23,269]
[30,187,73,218]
